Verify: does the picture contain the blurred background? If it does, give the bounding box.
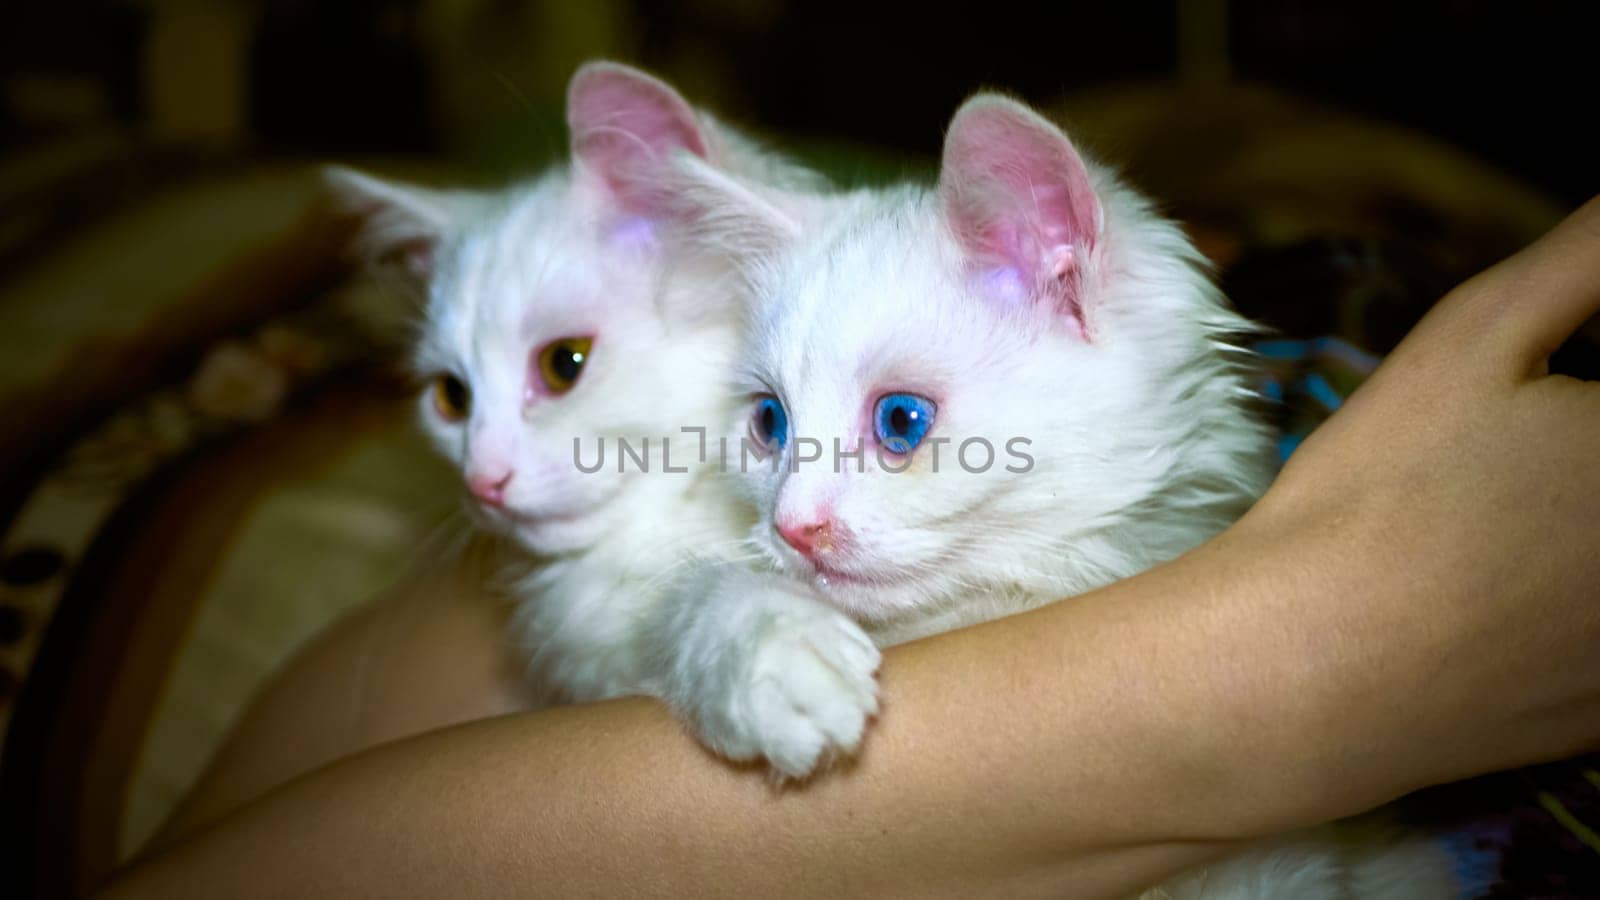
[1,2,1596,897]
[4,0,1594,199]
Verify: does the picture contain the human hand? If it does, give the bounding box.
[1224,196,1600,821]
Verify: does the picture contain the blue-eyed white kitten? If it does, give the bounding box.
[661,94,1457,898]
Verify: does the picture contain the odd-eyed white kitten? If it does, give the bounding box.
[661,96,1457,897]
[330,61,827,704]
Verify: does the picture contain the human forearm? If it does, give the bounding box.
[105,547,1303,900]
[146,537,532,854]
[99,504,1596,900]
[106,197,1600,899]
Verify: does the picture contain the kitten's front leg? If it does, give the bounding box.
[649,565,881,778]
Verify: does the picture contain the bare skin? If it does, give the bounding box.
[108,198,1600,898]
[149,537,533,851]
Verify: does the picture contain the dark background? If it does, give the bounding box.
[2,0,1594,204]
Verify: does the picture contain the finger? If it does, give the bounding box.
[1462,195,1600,373]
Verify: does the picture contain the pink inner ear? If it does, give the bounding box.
[567,64,709,217]
[341,197,442,282]
[384,236,436,281]
[940,99,1100,328]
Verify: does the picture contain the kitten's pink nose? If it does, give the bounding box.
[778,518,835,561]
[467,470,513,507]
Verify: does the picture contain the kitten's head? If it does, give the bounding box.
[330,62,748,555]
[698,95,1272,627]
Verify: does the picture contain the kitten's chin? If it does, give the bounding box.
[762,538,941,622]
[795,560,922,621]
[806,573,962,645]
[490,506,609,557]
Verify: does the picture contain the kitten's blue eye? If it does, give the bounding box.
[874,393,936,454]
[753,395,789,450]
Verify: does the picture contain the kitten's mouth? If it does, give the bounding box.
[803,557,899,591]
[502,505,595,530]
[810,561,864,585]
[492,504,613,558]
[472,500,593,535]
[476,481,624,532]
[763,533,906,592]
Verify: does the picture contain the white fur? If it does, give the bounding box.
[1145,827,1459,899]
[335,71,1454,896]
[647,564,880,774]
[420,178,759,705]
[329,64,826,708]
[661,127,1274,770]
[662,95,1457,897]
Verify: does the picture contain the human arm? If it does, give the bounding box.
[104,198,1600,899]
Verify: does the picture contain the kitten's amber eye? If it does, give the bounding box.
[536,337,593,394]
[430,374,470,422]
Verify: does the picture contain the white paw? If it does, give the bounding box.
[719,601,881,778]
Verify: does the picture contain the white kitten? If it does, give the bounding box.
[656,92,1274,773]
[661,95,1455,897]
[329,61,822,703]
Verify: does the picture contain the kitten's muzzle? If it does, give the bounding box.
[778,518,838,562]
[467,470,512,507]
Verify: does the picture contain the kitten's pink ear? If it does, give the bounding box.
[567,61,710,218]
[939,95,1101,334]
[322,166,459,281]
